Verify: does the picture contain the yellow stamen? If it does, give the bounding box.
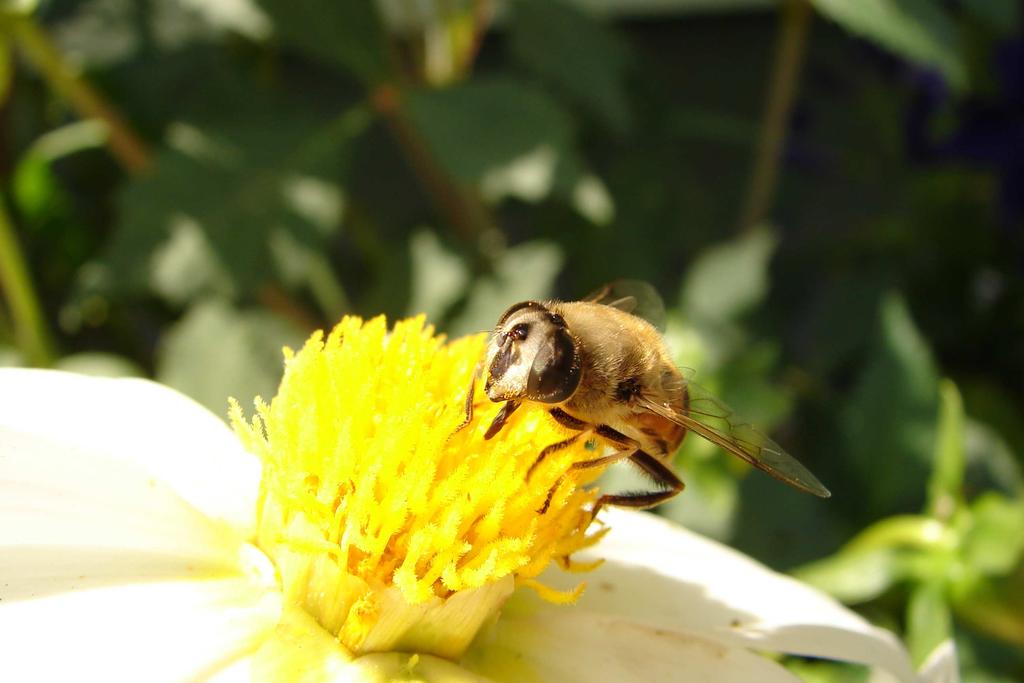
[230,315,605,658]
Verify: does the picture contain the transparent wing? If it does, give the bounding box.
[584,280,667,332]
[639,374,831,498]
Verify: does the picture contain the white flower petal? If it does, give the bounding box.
[0,368,259,536]
[0,576,281,682]
[463,591,801,683]
[540,508,916,682]
[0,427,256,597]
[916,640,960,683]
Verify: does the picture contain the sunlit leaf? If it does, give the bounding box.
[784,658,871,683]
[55,352,143,378]
[148,216,237,306]
[12,155,70,227]
[177,0,271,39]
[792,546,905,604]
[407,230,468,323]
[682,227,777,325]
[906,580,951,668]
[0,346,24,366]
[1,0,39,14]
[509,0,633,134]
[446,240,563,337]
[104,102,368,301]
[809,0,966,90]
[52,0,247,66]
[156,299,303,415]
[926,379,965,520]
[962,493,1024,578]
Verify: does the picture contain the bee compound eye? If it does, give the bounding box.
[526,328,580,403]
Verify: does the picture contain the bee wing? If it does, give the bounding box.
[584,280,667,332]
[638,377,831,498]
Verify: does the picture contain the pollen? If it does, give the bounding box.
[230,315,604,658]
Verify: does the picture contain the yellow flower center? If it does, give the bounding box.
[230,315,605,659]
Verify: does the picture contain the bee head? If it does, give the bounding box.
[484,301,581,404]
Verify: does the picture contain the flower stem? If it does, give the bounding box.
[8,15,152,174]
[737,0,811,232]
[0,197,55,366]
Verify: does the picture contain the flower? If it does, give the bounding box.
[0,316,959,682]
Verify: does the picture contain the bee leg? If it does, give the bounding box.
[449,373,478,439]
[484,399,521,440]
[537,426,638,515]
[527,433,584,481]
[548,407,588,431]
[538,447,635,515]
[590,450,685,518]
[527,408,592,481]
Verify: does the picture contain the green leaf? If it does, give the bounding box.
[0,346,24,366]
[13,121,106,231]
[965,419,1024,496]
[906,580,951,668]
[731,469,842,569]
[55,352,143,378]
[809,0,966,90]
[682,227,777,324]
[841,293,939,514]
[446,240,563,337]
[254,0,390,84]
[12,154,70,228]
[783,660,871,683]
[176,0,272,40]
[405,78,575,185]
[509,0,633,134]
[156,299,303,415]
[148,216,237,306]
[1,0,39,15]
[0,35,11,105]
[717,341,792,428]
[793,546,906,603]
[103,102,368,302]
[926,379,966,520]
[962,493,1024,578]
[962,0,1020,35]
[657,449,740,542]
[406,230,468,323]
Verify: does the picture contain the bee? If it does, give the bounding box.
[465,281,830,514]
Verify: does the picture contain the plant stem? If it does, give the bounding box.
[9,15,152,174]
[372,84,497,251]
[0,197,55,366]
[737,0,811,232]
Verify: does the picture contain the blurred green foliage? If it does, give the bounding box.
[0,0,1022,680]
